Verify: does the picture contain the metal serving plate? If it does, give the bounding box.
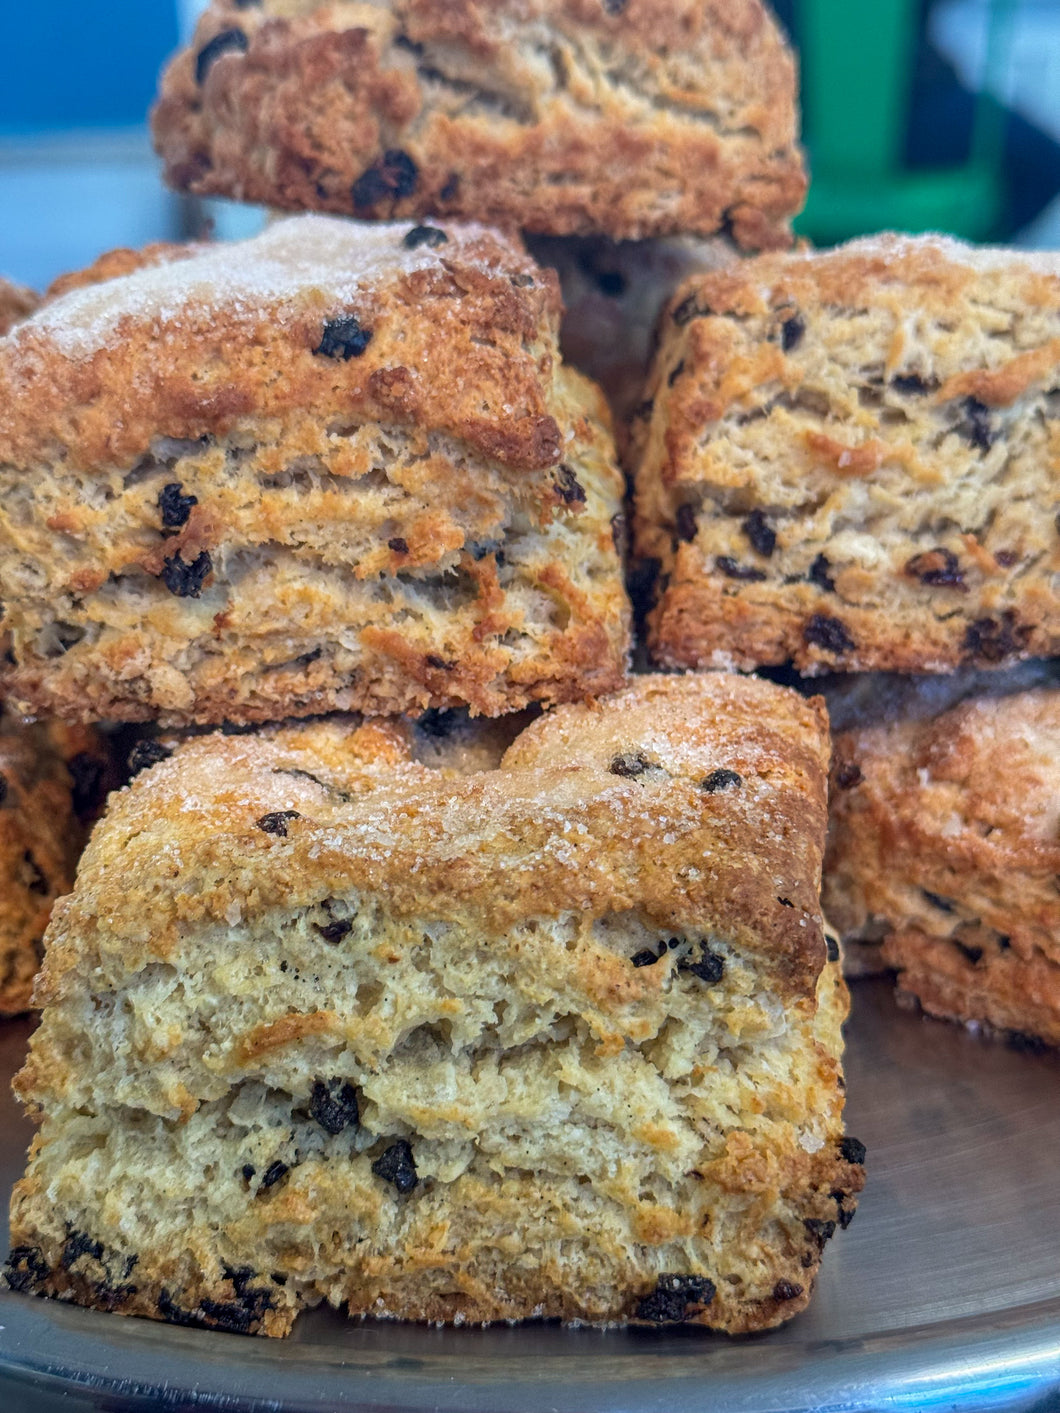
[1,978,1058,1413]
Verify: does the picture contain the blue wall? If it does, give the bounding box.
[0,3,180,133]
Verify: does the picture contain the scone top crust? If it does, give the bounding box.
[635,233,1060,675]
[36,674,833,1014]
[152,0,804,246]
[0,214,562,474]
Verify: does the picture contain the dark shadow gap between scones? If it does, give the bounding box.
[0,715,112,1017]
[524,234,738,439]
[6,675,864,1335]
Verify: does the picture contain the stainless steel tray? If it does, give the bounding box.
[2,978,1059,1413]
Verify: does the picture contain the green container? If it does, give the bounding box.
[794,0,1012,244]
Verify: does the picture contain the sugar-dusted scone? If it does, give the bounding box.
[0,278,38,337]
[0,715,112,1016]
[7,675,863,1336]
[526,235,737,430]
[634,235,1060,676]
[825,689,1060,1044]
[0,215,629,726]
[152,0,805,248]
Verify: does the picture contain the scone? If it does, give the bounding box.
[7,675,863,1336]
[0,715,111,1017]
[634,235,1060,675]
[526,235,737,431]
[152,0,805,248]
[825,689,1060,1046]
[0,215,629,726]
[0,278,38,337]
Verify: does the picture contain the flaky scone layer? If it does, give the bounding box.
[0,216,629,725]
[825,688,1060,1045]
[0,716,110,1016]
[152,0,805,247]
[634,234,1060,675]
[9,676,862,1336]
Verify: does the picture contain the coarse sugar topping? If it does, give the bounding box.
[14,215,533,357]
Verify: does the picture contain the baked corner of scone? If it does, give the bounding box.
[824,686,1060,1045]
[7,676,863,1335]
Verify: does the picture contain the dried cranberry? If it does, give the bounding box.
[804,614,855,654]
[403,225,448,250]
[609,751,652,778]
[195,29,248,84]
[372,1140,418,1193]
[159,482,197,530]
[743,510,776,557]
[352,150,419,208]
[781,315,805,352]
[255,811,301,837]
[636,1273,715,1323]
[309,1079,360,1136]
[314,315,372,360]
[701,769,741,793]
[717,556,766,582]
[161,550,211,598]
[555,465,586,505]
[839,1136,867,1165]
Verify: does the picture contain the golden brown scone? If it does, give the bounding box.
[825,689,1060,1045]
[526,234,738,433]
[0,215,629,726]
[634,234,1060,676]
[7,675,863,1336]
[0,278,38,336]
[151,0,805,247]
[0,715,112,1016]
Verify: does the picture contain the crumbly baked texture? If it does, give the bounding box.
[0,215,629,726]
[824,689,1060,1044]
[526,235,737,432]
[151,0,805,247]
[634,234,1060,675]
[0,279,38,337]
[0,715,111,1016]
[7,675,863,1336]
